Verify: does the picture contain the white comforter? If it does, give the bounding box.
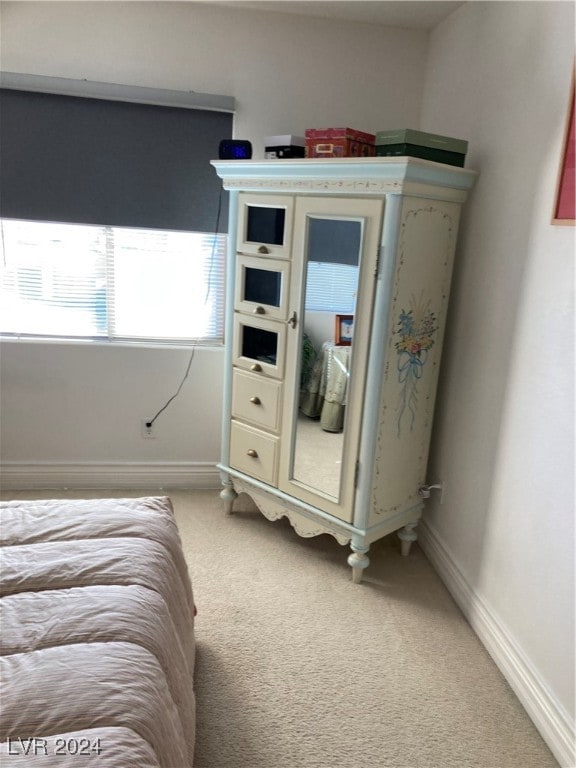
[0,497,196,767]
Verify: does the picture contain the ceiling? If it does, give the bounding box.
[214,1,465,30]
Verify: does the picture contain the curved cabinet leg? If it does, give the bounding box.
[220,483,238,515]
[398,522,418,556]
[347,541,370,584]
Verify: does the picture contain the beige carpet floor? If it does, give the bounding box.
[2,488,559,768]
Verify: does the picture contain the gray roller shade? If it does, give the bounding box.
[307,218,362,265]
[0,88,231,232]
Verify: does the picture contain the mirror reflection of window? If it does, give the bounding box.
[305,262,358,313]
[305,218,362,313]
[308,218,362,265]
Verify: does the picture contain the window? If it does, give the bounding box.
[304,217,361,314]
[0,85,233,344]
[305,261,359,314]
[0,219,226,344]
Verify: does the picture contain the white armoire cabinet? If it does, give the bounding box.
[212,158,476,583]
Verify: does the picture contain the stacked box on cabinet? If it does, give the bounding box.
[375,129,468,167]
[305,127,375,158]
[265,135,306,159]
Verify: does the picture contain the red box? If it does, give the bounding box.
[305,127,375,158]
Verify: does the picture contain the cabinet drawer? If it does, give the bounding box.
[232,370,282,432]
[230,421,279,485]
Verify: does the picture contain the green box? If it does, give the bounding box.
[375,143,465,167]
[375,129,468,155]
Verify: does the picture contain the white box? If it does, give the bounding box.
[265,135,305,147]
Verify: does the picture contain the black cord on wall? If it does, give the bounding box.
[145,185,224,429]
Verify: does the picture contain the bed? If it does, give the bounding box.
[0,496,196,767]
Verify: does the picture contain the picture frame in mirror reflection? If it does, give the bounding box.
[335,314,354,346]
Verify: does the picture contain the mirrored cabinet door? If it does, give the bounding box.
[235,255,290,320]
[237,193,294,259]
[278,196,384,522]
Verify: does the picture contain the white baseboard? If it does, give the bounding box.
[419,519,575,768]
[0,462,221,490]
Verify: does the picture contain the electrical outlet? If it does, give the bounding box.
[141,420,155,439]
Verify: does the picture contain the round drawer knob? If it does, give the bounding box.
[251,363,262,372]
[257,245,270,254]
[250,396,261,405]
[253,306,265,315]
[247,449,258,458]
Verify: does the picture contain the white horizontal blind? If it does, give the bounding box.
[1,220,107,337]
[305,261,359,314]
[0,219,226,344]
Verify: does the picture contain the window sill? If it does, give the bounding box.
[0,335,224,352]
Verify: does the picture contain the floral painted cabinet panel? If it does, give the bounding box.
[370,197,461,526]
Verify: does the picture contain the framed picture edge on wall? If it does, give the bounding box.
[552,64,575,226]
[335,314,354,346]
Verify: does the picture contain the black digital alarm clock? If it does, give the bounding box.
[218,140,253,160]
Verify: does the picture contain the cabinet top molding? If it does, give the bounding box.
[211,157,477,202]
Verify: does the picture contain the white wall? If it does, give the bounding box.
[0,1,428,483]
[0,1,428,152]
[1,340,223,459]
[419,2,575,764]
